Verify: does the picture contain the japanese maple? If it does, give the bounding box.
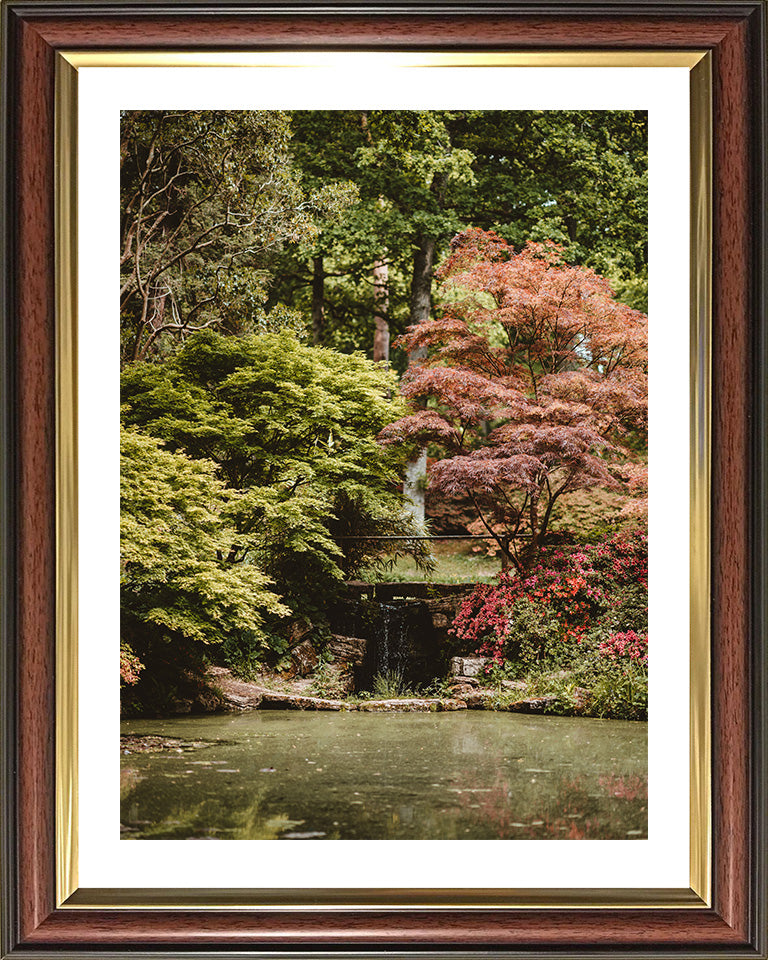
[381,228,648,569]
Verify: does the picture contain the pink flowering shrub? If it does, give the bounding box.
[452,530,648,671]
[598,630,648,664]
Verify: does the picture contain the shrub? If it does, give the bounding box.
[122,330,431,619]
[452,530,648,691]
[370,671,417,699]
[120,427,289,711]
[599,630,648,665]
[586,658,648,720]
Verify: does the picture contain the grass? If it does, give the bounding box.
[361,540,500,584]
[359,495,639,586]
[370,671,418,699]
[483,665,648,721]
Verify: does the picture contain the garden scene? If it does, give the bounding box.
[120,109,649,840]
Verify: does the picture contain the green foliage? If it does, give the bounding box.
[217,630,287,682]
[421,675,456,699]
[120,110,356,363]
[516,656,648,721]
[122,330,428,616]
[357,540,497,584]
[121,107,647,363]
[309,654,350,700]
[455,111,648,311]
[269,109,648,358]
[502,596,567,669]
[330,490,435,579]
[584,659,648,720]
[121,427,287,645]
[120,426,288,711]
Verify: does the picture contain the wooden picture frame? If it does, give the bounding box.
[1,1,766,956]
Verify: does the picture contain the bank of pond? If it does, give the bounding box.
[122,576,648,723]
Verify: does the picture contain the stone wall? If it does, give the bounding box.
[330,582,476,688]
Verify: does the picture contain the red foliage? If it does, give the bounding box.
[451,530,648,665]
[381,229,648,568]
[120,646,145,686]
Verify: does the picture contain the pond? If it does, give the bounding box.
[121,711,647,840]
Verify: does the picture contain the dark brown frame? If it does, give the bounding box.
[1,2,766,956]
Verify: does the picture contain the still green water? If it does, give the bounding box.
[121,711,647,840]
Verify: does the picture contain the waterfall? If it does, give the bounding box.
[375,602,413,679]
[330,589,448,692]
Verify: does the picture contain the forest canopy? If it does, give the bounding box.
[120,109,647,365]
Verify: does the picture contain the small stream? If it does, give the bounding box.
[121,711,647,840]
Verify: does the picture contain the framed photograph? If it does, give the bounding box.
[1,2,766,957]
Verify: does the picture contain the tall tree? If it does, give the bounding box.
[372,258,390,363]
[355,112,477,520]
[272,109,648,355]
[381,229,648,571]
[269,111,475,367]
[272,109,647,520]
[452,110,648,310]
[120,110,353,363]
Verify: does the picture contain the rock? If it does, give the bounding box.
[315,662,356,697]
[424,597,467,636]
[167,697,193,714]
[505,695,560,714]
[217,683,264,710]
[290,638,318,676]
[573,687,592,712]
[195,690,225,713]
[463,690,496,709]
[259,692,350,711]
[327,634,367,666]
[460,657,489,677]
[437,698,468,711]
[357,698,442,712]
[451,656,489,678]
[206,667,264,710]
[222,692,263,710]
[287,617,313,644]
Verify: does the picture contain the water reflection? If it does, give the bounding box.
[120,712,647,840]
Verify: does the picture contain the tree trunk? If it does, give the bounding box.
[410,233,437,335]
[311,255,325,346]
[372,259,389,363]
[402,233,437,524]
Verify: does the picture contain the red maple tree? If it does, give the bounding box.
[381,228,648,570]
